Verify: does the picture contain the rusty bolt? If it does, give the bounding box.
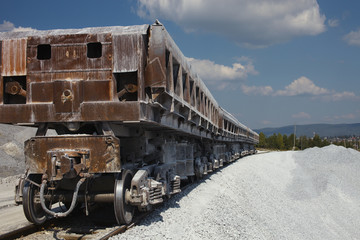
[5,81,27,97]
[61,89,73,103]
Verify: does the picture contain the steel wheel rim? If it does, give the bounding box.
[23,175,48,225]
[114,170,134,225]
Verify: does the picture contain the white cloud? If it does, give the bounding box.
[0,20,35,32]
[137,0,326,48]
[327,19,339,27]
[240,76,358,102]
[274,76,329,96]
[324,113,356,122]
[343,28,360,46]
[328,91,357,101]
[187,57,258,90]
[292,112,311,119]
[0,20,15,32]
[334,114,355,120]
[241,84,273,96]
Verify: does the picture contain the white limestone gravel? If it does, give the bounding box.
[111,145,360,240]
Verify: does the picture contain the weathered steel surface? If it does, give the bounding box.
[113,34,140,73]
[24,135,121,178]
[0,102,142,123]
[2,23,261,226]
[0,23,258,144]
[1,38,27,76]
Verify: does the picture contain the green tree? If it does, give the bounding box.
[298,136,309,150]
[267,134,277,149]
[276,133,284,150]
[258,132,266,148]
[321,138,330,147]
[312,134,321,147]
[289,133,295,150]
[283,134,290,150]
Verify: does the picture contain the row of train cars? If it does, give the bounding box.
[0,21,258,225]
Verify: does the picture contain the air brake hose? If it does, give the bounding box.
[39,178,85,218]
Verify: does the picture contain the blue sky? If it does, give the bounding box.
[1,0,359,129]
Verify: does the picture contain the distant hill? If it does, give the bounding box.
[254,123,360,138]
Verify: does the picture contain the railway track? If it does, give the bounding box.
[0,195,186,240]
[0,223,39,240]
[0,212,132,240]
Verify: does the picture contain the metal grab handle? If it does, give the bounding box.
[39,178,85,218]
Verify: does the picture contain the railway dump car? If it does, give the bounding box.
[0,21,259,225]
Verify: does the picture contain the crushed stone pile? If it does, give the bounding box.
[0,124,57,178]
[0,124,37,178]
[112,145,360,240]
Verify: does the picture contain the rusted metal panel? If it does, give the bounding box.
[112,34,141,72]
[147,24,222,133]
[146,24,167,90]
[1,38,27,76]
[83,80,112,102]
[166,51,174,92]
[28,71,112,83]
[113,33,147,101]
[0,24,258,144]
[29,74,113,103]
[81,102,141,121]
[183,73,190,104]
[144,57,166,88]
[53,80,83,113]
[27,34,112,73]
[0,102,141,123]
[24,135,121,178]
[29,82,53,103]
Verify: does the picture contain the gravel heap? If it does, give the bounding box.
[0,124,57,178]
[0,124,37,178]
[112,145,360,240]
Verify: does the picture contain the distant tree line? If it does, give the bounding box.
[256,132,335,150]
[257,132,360,150]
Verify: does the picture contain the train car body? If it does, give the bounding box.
[0,22,258,225]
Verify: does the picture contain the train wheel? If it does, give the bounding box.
[114,170,134,225]
[23,175,48,225]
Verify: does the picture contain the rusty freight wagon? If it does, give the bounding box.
[0,21,259,225]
